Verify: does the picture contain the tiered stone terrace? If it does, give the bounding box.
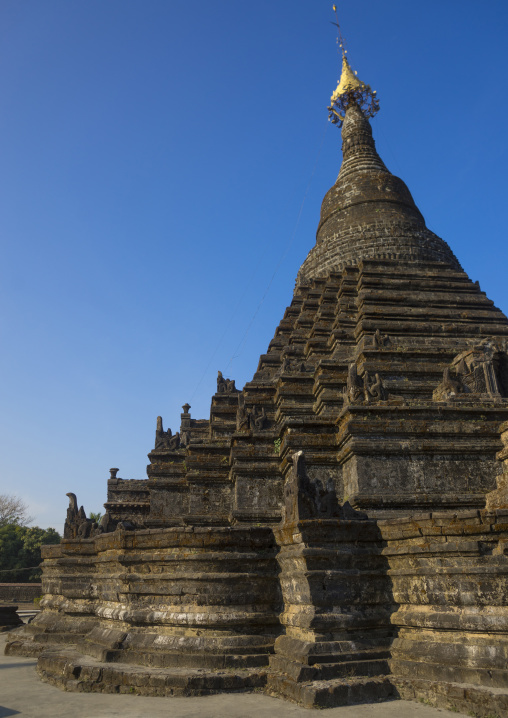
[5,92,508,716]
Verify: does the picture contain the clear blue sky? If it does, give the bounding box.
[1,1,507,532]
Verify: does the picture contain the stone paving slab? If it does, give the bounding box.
[0,635,470,718]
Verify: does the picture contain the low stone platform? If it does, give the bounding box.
[266,674,396,709]
[23,641,396,708]
[394,677,508,718]
[35,646,267,696]
[0,633,470,718]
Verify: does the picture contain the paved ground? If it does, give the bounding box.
[0,634,468,718]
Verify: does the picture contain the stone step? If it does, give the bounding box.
[274,636,392,664]
[37,648,267,696]
[393,676,508,718]
[34,631,83,645]
[80,641,272,669]
[270,654,390,682]
[5,637,54,657]
[391,657,508,691]
[266,673,395,708]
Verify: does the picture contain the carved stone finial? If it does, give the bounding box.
[217,370,237,394]
[236,394,249,431]
[115,520,135,532]
[373,329,390,348]
[64,491,115,539]
[236,395,267,431]
[154,416,181,451]
[64,492,95,540]
[109,468,119,480]
[252,406,267,431]
[180,405,192,446]
[66,492,78,513]
[345,363,363,404]
[363,371,388,402]
[345,364,388,404]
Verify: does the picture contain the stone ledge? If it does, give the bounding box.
[266,673,396,708]
[392,676,508,718]
[36,648,268,697]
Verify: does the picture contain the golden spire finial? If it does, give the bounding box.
[327,4,379,128]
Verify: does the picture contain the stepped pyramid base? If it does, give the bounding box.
[7,627,508,714]
[35,647,267,696]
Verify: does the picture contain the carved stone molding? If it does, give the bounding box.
[433,341,508,401]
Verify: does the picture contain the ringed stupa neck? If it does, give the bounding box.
[295,57,461,286]
[338,102,388,179]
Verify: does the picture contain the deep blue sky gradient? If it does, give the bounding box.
[1,0,507,530]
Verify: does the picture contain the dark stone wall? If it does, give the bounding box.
[0,583,42,603]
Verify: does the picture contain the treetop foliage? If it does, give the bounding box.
[0,493,34,527]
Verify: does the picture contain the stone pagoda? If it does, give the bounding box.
[5,34,508,717]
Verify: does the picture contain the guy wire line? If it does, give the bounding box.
[224,120,329,373]
[189,120,329,403]
[332,3,347,58]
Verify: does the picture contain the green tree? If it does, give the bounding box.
[89,511,102,524]
[0,524,61,582]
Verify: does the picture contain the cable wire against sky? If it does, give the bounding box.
[189,120,329,402]
[189,9,341,399]
[224,120,329,374]
[331,3,347,58]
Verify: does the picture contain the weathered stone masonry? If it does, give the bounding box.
[5,53,508,716]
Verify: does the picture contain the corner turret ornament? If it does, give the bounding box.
[328,5,379,128]
[154,415,181,451]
